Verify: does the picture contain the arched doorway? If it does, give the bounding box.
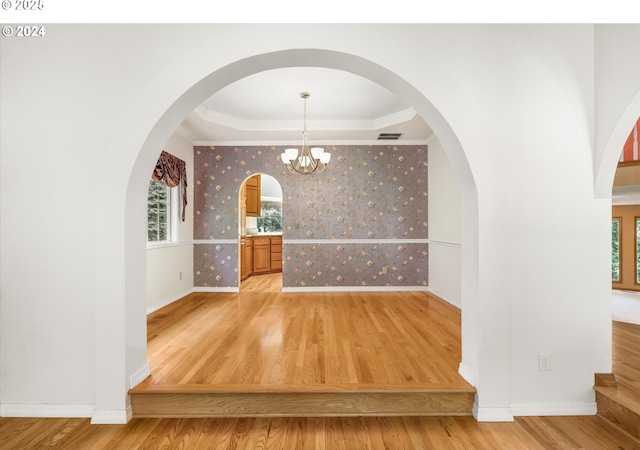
[98,47,476,422]
[239,173,284,289]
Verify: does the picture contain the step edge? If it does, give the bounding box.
[130,384,477,395]
[131,412,474,419]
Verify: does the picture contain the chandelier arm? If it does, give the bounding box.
[286,165,326,175]
[287,160,324,175]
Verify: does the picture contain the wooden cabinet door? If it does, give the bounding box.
[253,245,270,273]
[245,174,261,217]
[252,237,271,273]
[241,239,253,280]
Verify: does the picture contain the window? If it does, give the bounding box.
[257,200,283,232]
[612,217,621,283]
[147,179,173,243]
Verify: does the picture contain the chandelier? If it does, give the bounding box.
[281,92,331,174]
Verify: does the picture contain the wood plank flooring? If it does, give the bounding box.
[594,320,640,440]
[2,275,639,448]
[612,320,640,396]
[141,273,465,387]
[132,273,475,416]
[2,415,638,449]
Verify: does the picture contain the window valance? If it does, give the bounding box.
[151,150,188,221]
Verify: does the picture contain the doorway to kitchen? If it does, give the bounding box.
[239,173,283,290]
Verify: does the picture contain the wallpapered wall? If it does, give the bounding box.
[193,145,428,288]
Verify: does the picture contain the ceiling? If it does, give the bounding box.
[178,67,433,143]
[176,66,638,204]
[612,185,640,205]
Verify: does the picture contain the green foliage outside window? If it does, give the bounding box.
[148,180,170,242]
[257,201,283,232]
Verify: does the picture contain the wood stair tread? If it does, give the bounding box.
[130,382,476,395]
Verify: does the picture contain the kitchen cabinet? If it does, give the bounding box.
[241,238,253,281]
[252,236,271,273]
[245,174,261,217]
[270,236,282,271]
[241,235,282,279]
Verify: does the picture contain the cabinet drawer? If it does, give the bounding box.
[271,236,282,254]
[253,237,271,246]
[270,258,282,270]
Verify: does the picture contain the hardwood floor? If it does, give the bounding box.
[612,320,640,396]
[133,273,475,416]
[1,276,639,449]
[2,414,638,449]
[594,320,640,440]
[143,274,464,386]
[240,272,283,293]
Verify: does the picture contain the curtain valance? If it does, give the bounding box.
[151,150,188,221]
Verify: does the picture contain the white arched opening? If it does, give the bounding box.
[93,47,477,422]
[595,90,640,199]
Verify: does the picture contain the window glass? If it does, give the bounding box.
[148,180,171,242]
[612,217,621,282]
[257,200,283,232]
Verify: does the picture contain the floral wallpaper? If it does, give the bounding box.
[193,243,238,288]
[284,243,428,287]
[193,145,428,288]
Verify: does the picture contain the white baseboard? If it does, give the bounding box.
[282,286,430,293]
[147,288,195,315]
[473,404,515,422]
[192,286,239,293]
[91,408,130,424]
[458,362,476,387]
[130,363,151,389]
[0,403,94,418]
[427,287,461,308]
[511,402,597,416]
[191,285,430,294]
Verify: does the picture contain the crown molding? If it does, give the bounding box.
[192,140,429,146]
[194,105,417,132]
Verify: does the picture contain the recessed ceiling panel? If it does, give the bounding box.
[200,67,410,121]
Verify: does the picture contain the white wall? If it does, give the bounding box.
[594,25,640,198]
[260,174,283,199]
[146,132,194,314]
[1,24,638,423]
[428,136,462,307]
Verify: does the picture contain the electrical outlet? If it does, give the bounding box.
[382,266,387,274]
[539,353,551,371]
[179,271,183,280]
